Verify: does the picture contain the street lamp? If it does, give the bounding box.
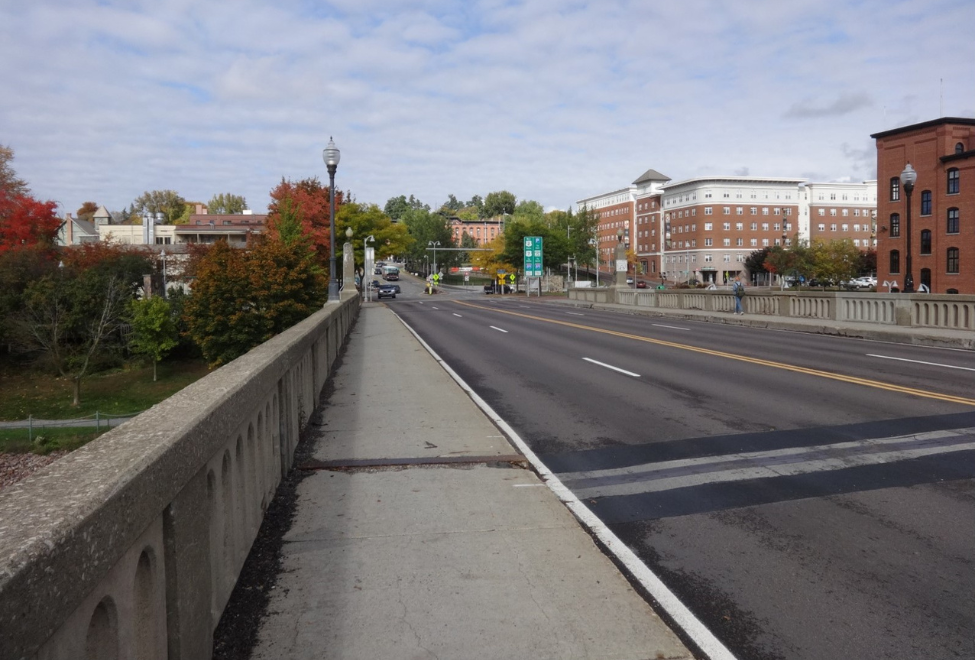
[160,249,168,298]
[428,240,441,278]
[900,162,917,293]
[424,254,429,277]
[323,136,341,302]
[590,237,599,287]
[363,235,374,301]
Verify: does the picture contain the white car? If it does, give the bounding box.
[851,276,877,289]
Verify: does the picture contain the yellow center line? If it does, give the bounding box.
[453,300,975,407]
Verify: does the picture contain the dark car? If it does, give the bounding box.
[388,283,401,293]
[636,280,648,289]
[484,283,512,294]
[377,284,397,299]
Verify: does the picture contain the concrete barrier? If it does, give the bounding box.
[568,288,975,331]
[0,295,359,660]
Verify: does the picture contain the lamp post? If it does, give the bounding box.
[160,249,168,298]
[900,162,917,293]
[590,237,599,287]
[363,235,374,301]
[424,255,429,277]
[429,240,440,278]
[323,137,341,302]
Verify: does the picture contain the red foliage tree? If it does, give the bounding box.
[265,177,345,266]
[0,190,62,254]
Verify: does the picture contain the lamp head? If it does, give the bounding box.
[900,162,917,191]
[323,137,341,169]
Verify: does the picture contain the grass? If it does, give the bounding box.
[0,358,211,423]
[0,427,106,455]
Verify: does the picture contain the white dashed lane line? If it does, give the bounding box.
[582,357,640,378]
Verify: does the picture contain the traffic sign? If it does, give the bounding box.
[523,236,543,277]
[508,274,515,283]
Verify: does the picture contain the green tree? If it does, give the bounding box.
[207,193,247,215]
[440,194,464,212]
[128,296,178,382]
[133,190,186,224]
[401,207,453,273]
[336,201,413,268]
[810,239,861,285]
[483,190,517,218]
[514,199,545,223]
[467,194,484,217]
[745,247,773,283]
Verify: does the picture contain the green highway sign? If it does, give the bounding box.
[523,236,543,277]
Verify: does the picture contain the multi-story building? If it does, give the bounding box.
[872,117,975,294]
[579,170,879,285]
[658,176,805,284]
[801,181,877,249]
[98,211,266,247]
[448,216,504,246]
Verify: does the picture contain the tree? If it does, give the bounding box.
[466,195,484,217]
[183,236,327,368]
[207,193,247,215]
[267,177,343,270]
[809,239,861,285]
[483,190,516,218]
[401,207,453,272]
[76,202,99,222]
[0,189,62,255]
[14,257,143,405]
[128,296,178,382]
[440,194,464,212]
[0,246,57,350]
[514,199,545,223]
[745,247,773,283]
[132,190,186,224]
[0,144,29,197]
[336,202,413,268]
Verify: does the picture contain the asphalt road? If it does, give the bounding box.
[380,273,975,660]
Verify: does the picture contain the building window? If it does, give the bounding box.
[722,222,730,230]
[956,142,965,155]
[830,209,837,216]
[704,223,712,230]
[736,238,743,246]
[705,207,713,215]
[750,207,757,215]
[762,208,769,215]
[831,224,837,231]
[920,190,932,215]
[947,247,960,273]
[723,207,731,215]
[890,213,900,237]
[750,238,757,246]
[920,229,932,254]
[750,223,757,230]
[920,268,931,289]
[723,238,731,246]
[890,177,900,201]
[705,238,713,246]
[817,223,825,232]
[947,168,959,194]
[736,207,743,215]
[735,223,743,230]
[946,208,959,234]
[704,254,713,262]
[842,224,849,231]
[889,250,900,273]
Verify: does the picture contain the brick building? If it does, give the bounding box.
[448,216,504,246]
[801,181,877,249]
[872,117,975,294]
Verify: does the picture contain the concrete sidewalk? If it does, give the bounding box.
[251,304,692,660]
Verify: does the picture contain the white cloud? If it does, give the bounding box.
[1,0,973,216]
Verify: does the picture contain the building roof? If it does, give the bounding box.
[632,168,670,185]
[93,206,110,219]
[660,176,807,190]
[73,218,97,236]
[182,214,267,227]
[870,116,975,139]
[576,187,632,205]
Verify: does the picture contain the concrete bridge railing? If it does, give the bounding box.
[568,287,975,331]
[0,295,359,660]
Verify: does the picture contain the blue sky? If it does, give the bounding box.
[2,0,973,216]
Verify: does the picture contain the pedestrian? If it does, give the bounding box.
[733,276,745,314]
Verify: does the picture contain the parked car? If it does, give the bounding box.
[636,280,648,289]
[850,276,877,289]
[377,284,397,299]
[484,283,512,294]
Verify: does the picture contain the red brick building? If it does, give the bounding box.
[873,117,975,294]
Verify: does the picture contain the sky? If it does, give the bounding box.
[2,0,974,217]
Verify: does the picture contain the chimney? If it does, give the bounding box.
[65,213,74,245]
[196,203,206,215]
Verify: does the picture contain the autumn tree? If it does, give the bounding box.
[0,189,62,255]
[77,202,99,222]
[132,190,186,224]
[207,193,247,215]
[128,296,178,382]
[183,237,327,367]
[0,144,29,197]
[267,177,343,270]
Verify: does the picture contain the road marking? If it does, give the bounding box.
[867,354,975,372]
[561,427,975,498]
[566,312,586,316]
[490,326,508,333]
[513,483,545,488]
[652,323,690,331]
[520,305,531,309]
[394,315,737,660]
[431,306,439,310]
[583,357,640,378]
[451,300,975,408]
[453,313,463,317]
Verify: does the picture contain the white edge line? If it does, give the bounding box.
[394,314,737,660]
[583,357,641,378]
[490,326,509,333]
[867,354,975,372]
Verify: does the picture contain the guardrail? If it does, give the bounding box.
[567,287,975,331]
[0,295,360,660]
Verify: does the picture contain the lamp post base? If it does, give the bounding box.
[327,281,341,303]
